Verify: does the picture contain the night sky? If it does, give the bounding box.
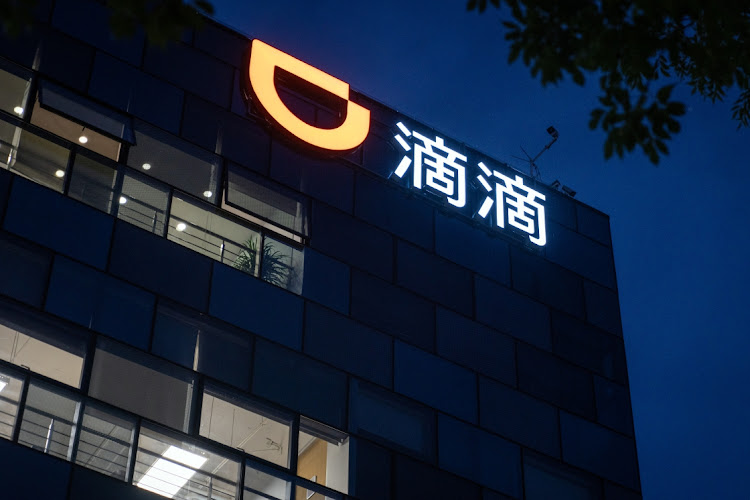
[209,2,750,498]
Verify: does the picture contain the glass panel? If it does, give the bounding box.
[134,425,240,500]
[18,381,80,460]
[168,194,260,272]
[0,305,87,388]
[0,63,32,118]
[88,338,195,432]
[128,122,221,202]
[68,153,117,214]
[244,461,291,500]
[524,454,601,500]
[6,128,69,192]
[295,482,341,500]
[38,81,133,142]
[297,418,349,495]
[226,165,308,237]
[261,237,304,293]
[118,171,170,236]
[152,305,252,389]
[30,100,122,161]
[200,386,291,468]
[0,367,24,440]
[75,403,136,481]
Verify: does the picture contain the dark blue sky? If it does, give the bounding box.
[210,2,750,498]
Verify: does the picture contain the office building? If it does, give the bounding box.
[0,1,641,499]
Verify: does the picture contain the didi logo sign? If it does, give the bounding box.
[246,40,370,152]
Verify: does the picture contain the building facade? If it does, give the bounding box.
[0,1,641,499]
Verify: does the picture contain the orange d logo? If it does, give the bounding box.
[247,39,370,152]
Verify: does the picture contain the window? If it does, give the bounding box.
[75,403,137,481]
[225,164,309,240]
[0,366,24,441]
[3,126,70,192]
[297,417,349,495]
[17,381,81,461]
[30,82,132,161]
[135,424,241,500]
[152,304,253,389]
[0,60,32,118]
[88,338,196,432]
[200,386,292,468]
[168,193,261,272]
[128,121,221,203]
[0,303,87,388]
[244,461,291,500]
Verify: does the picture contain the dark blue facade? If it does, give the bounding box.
[0,1,640,499]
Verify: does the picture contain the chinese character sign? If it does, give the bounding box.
[476,162,546,246]
[393,122,467,208]
[391,122,548,247]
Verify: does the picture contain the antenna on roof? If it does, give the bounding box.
[512,126,559,181]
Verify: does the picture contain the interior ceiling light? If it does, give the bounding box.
[176,222,187,232]
[142,163,152,170]
[55,170,65,178]
[0,374,9,393]
[203,190,213,198]
[78,126,88,144]
[119,196,127,204]
[136,445,207,498]
[13,106,23,116]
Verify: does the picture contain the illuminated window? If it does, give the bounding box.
[0,303,87,388]
[128,122,221,203]
[0,366,24,441]
[200,386,292,469]
[17,381,81,461]
[297,417,349,496]
[244,460,291,500]
[0,60,32,118]
[168,193,261,272]
[30,81,132,161]
[224,164,309,240]
[75,403,137,481]
[134,424,241,500]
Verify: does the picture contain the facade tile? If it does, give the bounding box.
[305,303,393,387]
[210,263,304,350]
[4,178,113,270]
[351,270,435,351]
[397,241,473,316]
[395,341,477,423]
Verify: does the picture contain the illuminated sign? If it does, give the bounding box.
[393,122,547,246]
[247,39,370,152]
[244,41,547,245]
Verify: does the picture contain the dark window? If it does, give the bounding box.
[88,338,196,432]
[152,303,253,389]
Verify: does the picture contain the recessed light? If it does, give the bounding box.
[13,106,23,116]
[176,222,187,232]
[142,163,152,170]
[203,190,213,198]
[78,135,88,144]
[119,196,127,204]
[55,170,65,178]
